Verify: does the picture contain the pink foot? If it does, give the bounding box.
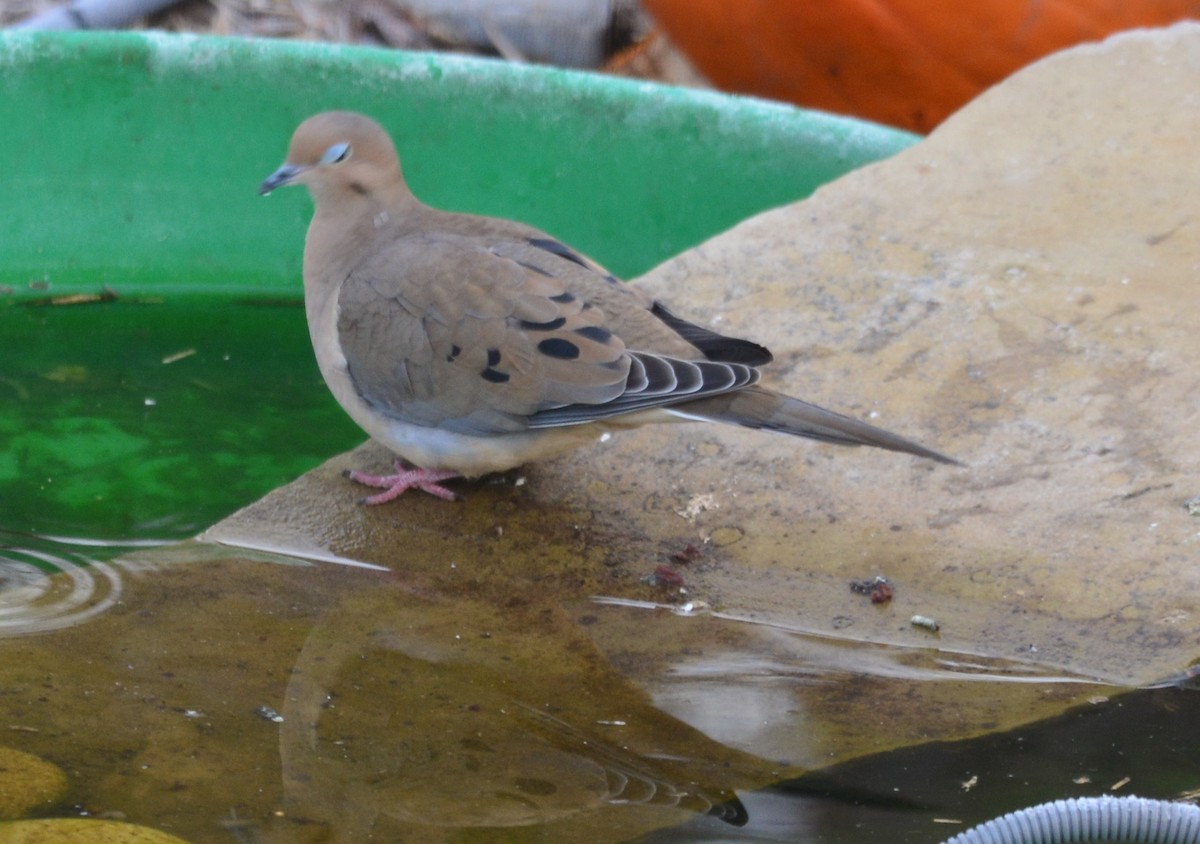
[343,459,462,504]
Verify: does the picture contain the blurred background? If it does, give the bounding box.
[5,0,1200,132]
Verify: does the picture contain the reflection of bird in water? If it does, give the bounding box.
[249,591,776,842]
[514,703,748,826]
[219,809,266,844]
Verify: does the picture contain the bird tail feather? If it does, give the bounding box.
[671,386,960,465]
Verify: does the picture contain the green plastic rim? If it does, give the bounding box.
[0,31,917,300]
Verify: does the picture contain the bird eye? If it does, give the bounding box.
[320,142,351,164]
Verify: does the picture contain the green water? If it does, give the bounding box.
[0,297,361,544]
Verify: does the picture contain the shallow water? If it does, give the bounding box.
[0,298,360,542]
[0,537,1195,843]
[0,529,140,636]
[0,300,1195,842]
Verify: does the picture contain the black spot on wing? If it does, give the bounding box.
[575,325,613,343]
[447,344,462,362]
[518,316,567,331]
[650,301,773,366]
[550,292,575,304]
[514,259,554,277]
[480,350,509,383]
[537,337,581,360]
[528,237,590,270]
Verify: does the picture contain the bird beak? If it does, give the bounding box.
[259,163,304,195]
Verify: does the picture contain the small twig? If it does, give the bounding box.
[480,15,527,63]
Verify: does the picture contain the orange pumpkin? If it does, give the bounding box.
[643,0,1200,132]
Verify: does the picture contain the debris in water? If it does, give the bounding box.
[254,705,284,723]
[911,615,940,633]
[850,575,893,604]
[646,564,685,588]
[670,543,702,565]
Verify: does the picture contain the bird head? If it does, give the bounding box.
[259,111,404,203]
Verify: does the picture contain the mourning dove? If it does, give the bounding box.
[261,111,956,503]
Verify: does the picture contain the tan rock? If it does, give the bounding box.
[0,820,188,844]
[0,748,66,821]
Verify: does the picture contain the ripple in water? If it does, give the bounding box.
[0,538,128,636]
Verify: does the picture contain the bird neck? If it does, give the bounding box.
[303,185,409,290]
[310,171,416,215]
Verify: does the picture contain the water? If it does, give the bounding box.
[1,297,360,640]
[0,530,129,636]
[642,686,1200,842]
[1,542,1193,843]
[0,297,361,541]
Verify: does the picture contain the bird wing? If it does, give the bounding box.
[336,226,762,435]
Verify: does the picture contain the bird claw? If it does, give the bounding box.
[345,460,462,504]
